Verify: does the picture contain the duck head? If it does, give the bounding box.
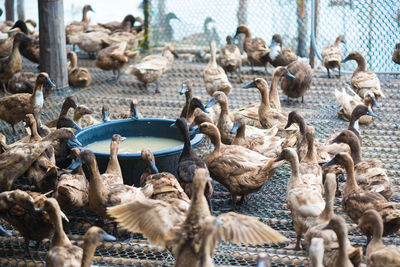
[234,24,250,38]
[179,79,192,95]
[342,51,364,63]
[141,148,158,174]
[198,122,219,138]
[63,96,78,110]
[164,43,179,58]
[190,97,208,113]
[193,168,212,194]
[166,12,180,22]
[111,134,126,145]
[352,104,378,120]
[396,43,400,50]
[336,35,345,44]
[129,99,139,119]
[66,148,82,170]
[273,66,295,79]
[270,34,283,48]
[243,78,272,91]
[123,14,136,26]
[274,147,298,163]
[323,152,352,168]
[51,128,82,147]
[36,72,56,88]
[285,111,302,129]
[357,209,381,235]
[206,91,227,108]
[84,226,116,245]
[226,35,233,45]
[10,20,29,34]
[190,108,212,129]
[363,92,379,109]
[57,115,81,131]
[322,215,347,237]
[83,4,94,13]
[74,105,94,120]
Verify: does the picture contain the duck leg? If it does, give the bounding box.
[231,194,237,211]
[301,96,304,103]
[107,70,117,82]
[338,66,341,77]
[115,69,121,83]
[155,80,161,94]
[24,238,32,257]
[327,68,331,78]
[236,67,243,83]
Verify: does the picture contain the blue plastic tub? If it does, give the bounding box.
[71,118,204,186]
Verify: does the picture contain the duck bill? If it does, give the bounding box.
[190,125,200,134]
[330,137,339,144]
[321,224,330,230]
[120,136,127,141]
[172,51,179,58]
[285,71,295,79]
[367,110,379,118]
[103,231,117,242]
[179,83,188,95]
[284,121,292,129]
[323,158,335,167]
[70,136,82,147]
[46,77,56,88]
[67,157,82,170]
[371,98,380,108]
[229,122,239,134]
[205,98,217,108]
[269,39,276,48]
[149,160,159,174]
[170,122,176,128]
[274,154,283,162]
[243,81,255,89]
[200,102,208,112]
[342,56,350,63]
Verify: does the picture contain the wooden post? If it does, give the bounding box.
[38,0,68,88]
[297,0,308,57]
[17,0,25,20]
[143,0,151,51]
[309,0,318,67]
[5,0,15,21]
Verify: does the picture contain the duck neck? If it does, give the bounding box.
[319,185,335,222]
[294,115,306,135]
[82,8,90,24]
[345,138,362,165]
[219,101,230,118]
[235,124,246,142]
[180,123,194,158]
[31,82,44,108]
[203,21,210,34]
[242,28,251,39]
[368,217,384,252]
[336,227,349,265]
[354,56,366,72]
[73,112,83,123]
[270,74,281,108]
[189,182,211,220]
[88,162,107,196]
[81,241,97,267]
[305,133,315,162]
[343,159,359,194]
[70,53,78,69]
[334,37,342,47]
[259,86,270,110]
[108,141,121,173]
[50,210,71,248]
[29,121,41,141]
[185,91,192,108]
[208,131,221,158]
[287,153,302,188]
[209,43,217,67]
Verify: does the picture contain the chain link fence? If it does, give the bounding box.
[148,0,400,73]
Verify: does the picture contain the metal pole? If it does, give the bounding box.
[143,0,150,51]
[309,0,318,67]
[5,0,15,21]
[17,0,24,20]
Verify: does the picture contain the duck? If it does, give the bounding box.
[7,71,37,94]
[55,148,89,211]
[0,128,79,190]
[118,99,141,119]
[230,114,283,157]
[0,32,34,93]
[108,168,288,267]
[324,105,379,156]
[357,209,400,267]
[285,111,331,164]
[274,148,325,250]
[0,190,56,255]
[8,20,40,64]
[181,17,216,46]
[0,28,17,58]
[218,35,242,82]
[320,215,362,267]
[126,44,177,93]
[267,34,298,67]
[202,40,232,96]
[158,12,180,42]
[234,25,269,72]
[335,86,379,124]
[189,107,214,129]
[187,96,217,124]
[44,198,116,267]
[100,134,125,186]
[96,41,139,83]
[324,152,400,243]
[31,106,51,137]
[269,66,294,110]
[322,35,345,78]
[392,43,400,65]
[65,4,94,44]
[330,130,392,200]
[303,173,363,266]
[342,51,384,102]
[0,72,54,133]
[140,148,190,204]
[243,78,288,130]
[73,104,95,128]
[173,118,213,207]
[45,95,78,128]
[98,15,136,33]
[197,122,280,209]
[73,31,111,58]
[67,51,92,87]
[280,61,312,103]
[179,79,193,118]
[80,149,153,234]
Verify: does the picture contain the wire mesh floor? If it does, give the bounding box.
[0,55,399,266]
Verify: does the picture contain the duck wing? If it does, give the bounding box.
[107,198,187,247]
[213,212,288,246]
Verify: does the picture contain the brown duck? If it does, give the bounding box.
[322,35,345,78]
[108,169,287,267]
[324,153,400,243]
[45,95,78,128]
[0,72,55,133]
[280,61,312,103]
[218,35,242,82]
[268,34,298,67]
[67,51,92,87]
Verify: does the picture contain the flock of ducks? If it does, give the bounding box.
[0,5,398,267]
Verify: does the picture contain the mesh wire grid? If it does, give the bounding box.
[0,52,399,266]
[149,0,400,73]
